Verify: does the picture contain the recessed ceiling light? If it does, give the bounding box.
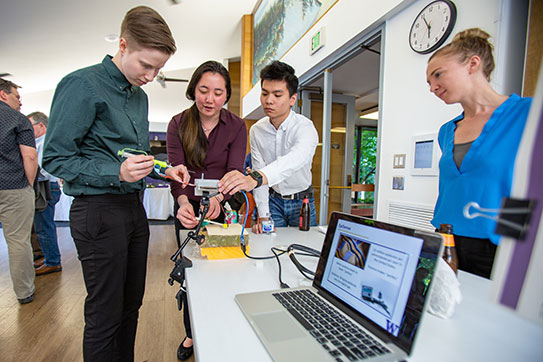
[360,111,378,120]
[105,34,119,43]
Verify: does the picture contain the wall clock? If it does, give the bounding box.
[409,0,457,54]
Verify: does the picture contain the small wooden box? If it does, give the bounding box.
[199,224,249,260]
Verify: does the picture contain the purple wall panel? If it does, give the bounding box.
[500,102,543,308]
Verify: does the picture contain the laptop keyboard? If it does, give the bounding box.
[273,290,391,361]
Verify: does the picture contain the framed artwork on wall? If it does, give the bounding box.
[252,0,339,85]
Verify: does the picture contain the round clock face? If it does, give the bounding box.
[409,0,457,54]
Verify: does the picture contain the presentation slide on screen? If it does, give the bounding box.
[321,220,423,336]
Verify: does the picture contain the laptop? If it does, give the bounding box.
[235,212,444,362]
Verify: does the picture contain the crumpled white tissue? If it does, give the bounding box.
[427,258,462,319]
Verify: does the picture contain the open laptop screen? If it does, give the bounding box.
[313,213,442,354]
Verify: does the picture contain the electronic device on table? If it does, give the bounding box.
[236,212,444,362]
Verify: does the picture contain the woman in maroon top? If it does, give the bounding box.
[166,60,246,360]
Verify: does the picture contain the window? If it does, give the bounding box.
[353,126,377,204]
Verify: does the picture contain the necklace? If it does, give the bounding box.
[201,121,218,133]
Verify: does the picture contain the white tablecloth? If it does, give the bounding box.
[54,191,73,221]
[54,186,175,221]
[143,186,175,220]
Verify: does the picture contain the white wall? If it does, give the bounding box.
[21,89,55,119]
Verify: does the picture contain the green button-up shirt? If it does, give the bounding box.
[43,55,151,196]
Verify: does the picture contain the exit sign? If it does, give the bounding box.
[310,27,325,55]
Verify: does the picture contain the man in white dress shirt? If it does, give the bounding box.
[219,61,318,232]
[29,112,62,275]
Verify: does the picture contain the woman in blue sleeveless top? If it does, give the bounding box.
[426,28,532,278]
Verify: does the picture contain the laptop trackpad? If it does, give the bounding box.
[252,311,306,342]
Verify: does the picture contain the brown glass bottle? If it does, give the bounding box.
[438,224,458,274]
[299,197,310,231]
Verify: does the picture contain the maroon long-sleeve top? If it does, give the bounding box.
[167,108,247,203]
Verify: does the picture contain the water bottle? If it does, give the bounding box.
[261,213,274,234]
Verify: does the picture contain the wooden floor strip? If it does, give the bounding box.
[0,224,193,362]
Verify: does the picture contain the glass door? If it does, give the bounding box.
[301,92,356,224]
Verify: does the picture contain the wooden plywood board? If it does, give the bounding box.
[203,223,249,248]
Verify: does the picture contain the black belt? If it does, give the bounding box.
[269,186,313,200]
[74,192,143,204]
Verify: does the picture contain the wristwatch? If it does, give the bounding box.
[249,170,263,188]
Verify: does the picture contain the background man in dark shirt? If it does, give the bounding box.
[43,7,188,361]
[0,78,38,304]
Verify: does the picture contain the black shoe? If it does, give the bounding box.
[18,292,35,304]
[177,337,194,361]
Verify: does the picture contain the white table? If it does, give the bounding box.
[54,186,175,221]
[54,191,73,221]
[143,186,174,220]
[411,271,543,361]
[182,227,543,362]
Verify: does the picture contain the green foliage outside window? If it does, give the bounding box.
[353,127,377,204]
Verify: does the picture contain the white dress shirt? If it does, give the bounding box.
[250,110,318,216]
[36,134,59,183]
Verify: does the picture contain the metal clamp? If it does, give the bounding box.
[194,173,219,196]
[463,198,536,240]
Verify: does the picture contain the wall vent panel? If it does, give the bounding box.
[388,201,435,232]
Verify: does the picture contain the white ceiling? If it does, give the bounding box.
[1,0,381,127]
[0,0,257,125]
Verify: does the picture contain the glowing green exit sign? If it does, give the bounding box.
[310,27,325,55]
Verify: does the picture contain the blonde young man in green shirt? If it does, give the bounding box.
[43,7,189,361]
